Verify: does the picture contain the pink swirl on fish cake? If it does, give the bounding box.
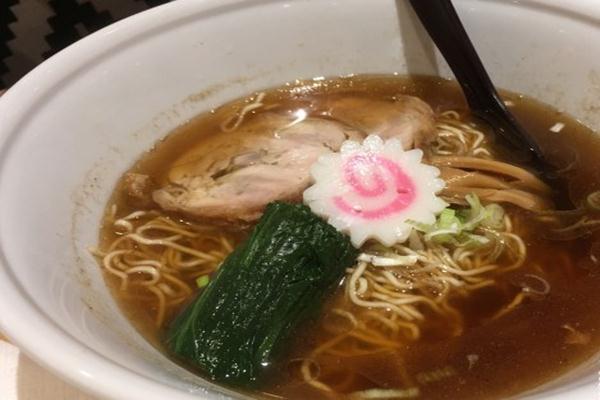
[333,154,416,220]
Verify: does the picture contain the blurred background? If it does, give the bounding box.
[1,0,174,89]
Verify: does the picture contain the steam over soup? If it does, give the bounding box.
[92,75,600,399]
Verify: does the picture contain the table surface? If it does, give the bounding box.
[1,334,97,400]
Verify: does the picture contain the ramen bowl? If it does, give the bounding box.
[0,0,598,399]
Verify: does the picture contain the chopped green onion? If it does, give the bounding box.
[460,194,487,230]
[406,219,432,233]
[196,275,210,288]
[438,208,460,229]
[424,228,460,242]
[482,203,505,229]
[463,233,491,246]
[410,194,504,247]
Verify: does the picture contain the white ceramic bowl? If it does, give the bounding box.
[0,0,598,399]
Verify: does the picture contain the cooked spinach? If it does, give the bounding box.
[166,202,358,387]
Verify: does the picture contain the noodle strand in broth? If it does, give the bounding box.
[92,210,236,326]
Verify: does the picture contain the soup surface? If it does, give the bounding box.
[96,75,600,399]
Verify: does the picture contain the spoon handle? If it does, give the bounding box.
[408,0,543,159]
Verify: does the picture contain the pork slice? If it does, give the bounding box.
[322,95,435,149]
[153,113,362,222]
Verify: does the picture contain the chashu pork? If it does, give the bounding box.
[152,96,437,223]
[322,95,436,149]
[153,113,362,223]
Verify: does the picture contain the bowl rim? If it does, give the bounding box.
[0,0,598,399]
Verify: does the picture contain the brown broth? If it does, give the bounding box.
[99,75,600,399]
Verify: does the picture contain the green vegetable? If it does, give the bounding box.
[166,202,358,387]
[481,203,505,229]
[411,194,505,246]
[195,275,209,288]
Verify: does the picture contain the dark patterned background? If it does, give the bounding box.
[0,0,174,89]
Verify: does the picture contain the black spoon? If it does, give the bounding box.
[408,0,546,167]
